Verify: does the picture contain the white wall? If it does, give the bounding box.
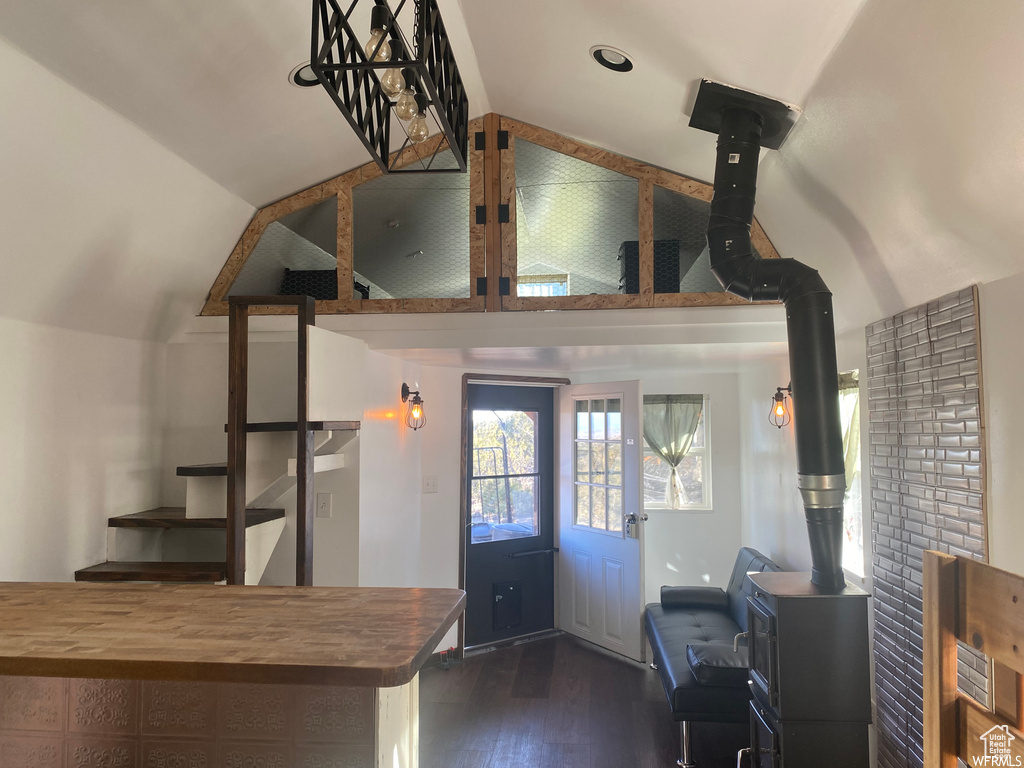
[0,37,252,342]
[357,351,423,588]
[737,357,808,571]
[0,316,165,581]
[979,274,1024,576]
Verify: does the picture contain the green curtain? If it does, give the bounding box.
[642,395,704,509]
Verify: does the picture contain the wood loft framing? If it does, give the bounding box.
[202,113,781,316]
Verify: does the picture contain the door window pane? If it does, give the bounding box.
[576,442,589,483]
[576,400,589,440]
[590,443,606,484]
[471,407,540,544]
[471,476,538,542]
[591,486,607,531]
[607,443,622,487]
[575,485,591,528]
[608,489,623,531]
[472,410,537,476]
[572,393,626,535]
[590,399,606,440]
[607,398,622,441]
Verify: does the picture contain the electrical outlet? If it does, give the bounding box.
[422,475,438,494]
[316,492,332,519]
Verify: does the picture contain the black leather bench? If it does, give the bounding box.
[644,547,781,767]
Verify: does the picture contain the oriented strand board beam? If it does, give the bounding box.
[203,112,784,316]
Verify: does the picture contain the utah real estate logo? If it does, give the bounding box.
[975,725,1023,766]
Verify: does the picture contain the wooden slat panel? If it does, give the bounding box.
[0,582,465,688]
[924,550,960,768]
[992,661,1024,728]
[960,695,1024,765]
[961,556,1024,677]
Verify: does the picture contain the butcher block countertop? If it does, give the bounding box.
[0,582,465,687]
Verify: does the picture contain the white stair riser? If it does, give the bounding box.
[246,518,287,585]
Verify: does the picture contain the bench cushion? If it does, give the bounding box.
[686,643,749,687]
[644,605,751,722]
[660,586,729,610]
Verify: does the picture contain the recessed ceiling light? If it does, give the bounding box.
[289,62,319,88]
[590,46,633,73]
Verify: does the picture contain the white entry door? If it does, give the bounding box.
[557,380,645,661]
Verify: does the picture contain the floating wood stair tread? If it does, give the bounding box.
[74,562,227,583]
[176,463,227,477]
[107,507,284,529]
[222,421,361,433]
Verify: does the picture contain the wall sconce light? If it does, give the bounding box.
[401,383,426,431]
[769,384,792,429]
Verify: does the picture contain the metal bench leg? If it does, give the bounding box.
[677,721,696,768]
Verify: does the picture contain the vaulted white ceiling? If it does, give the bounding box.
[0,0,862,207]
[2,0,1023,343]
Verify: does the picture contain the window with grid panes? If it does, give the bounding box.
[573,397,624,533]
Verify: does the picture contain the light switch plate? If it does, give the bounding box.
[422,475,438,494]
[316,492,332,518]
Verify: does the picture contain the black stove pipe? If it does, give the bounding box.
[707,106,847,591]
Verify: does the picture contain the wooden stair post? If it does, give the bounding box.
[227,296,316,586]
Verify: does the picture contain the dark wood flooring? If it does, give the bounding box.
[419,633,747,768]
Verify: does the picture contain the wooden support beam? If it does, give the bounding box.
[638,180,654,306]
[226,302,249,586]
[296,296,316,587]
[203,112,784,316]
[483,113,502,312]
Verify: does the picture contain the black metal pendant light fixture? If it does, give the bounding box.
[311,0,469,174]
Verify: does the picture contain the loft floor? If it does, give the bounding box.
[418,633,745,768]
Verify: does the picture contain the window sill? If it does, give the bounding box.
[644,504,714,514]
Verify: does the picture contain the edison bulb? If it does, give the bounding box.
[408,113,429,144]
[411,403,422,420]
[775,402,785,417]
[395,88,417,120]
[381,68,404,98]
[364,29,391,62]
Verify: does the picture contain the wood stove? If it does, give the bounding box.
[744,571,871,768]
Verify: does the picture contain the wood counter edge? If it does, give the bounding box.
[0,590,466,689]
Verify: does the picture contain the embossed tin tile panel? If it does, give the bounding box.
[867,286,987,768]
[0,677,380,768]
[0,677,65,733]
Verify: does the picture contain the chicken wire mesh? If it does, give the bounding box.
[352,148,471,299]
[228,196,339,299]
[653,184,765,293]
[514,139,638,296]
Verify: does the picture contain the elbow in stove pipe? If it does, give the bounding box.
[707,106,847,591]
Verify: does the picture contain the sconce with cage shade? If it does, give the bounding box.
[401,382,426,431]
[769,384,792,429]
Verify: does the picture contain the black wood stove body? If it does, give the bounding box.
[745,571,871,768]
